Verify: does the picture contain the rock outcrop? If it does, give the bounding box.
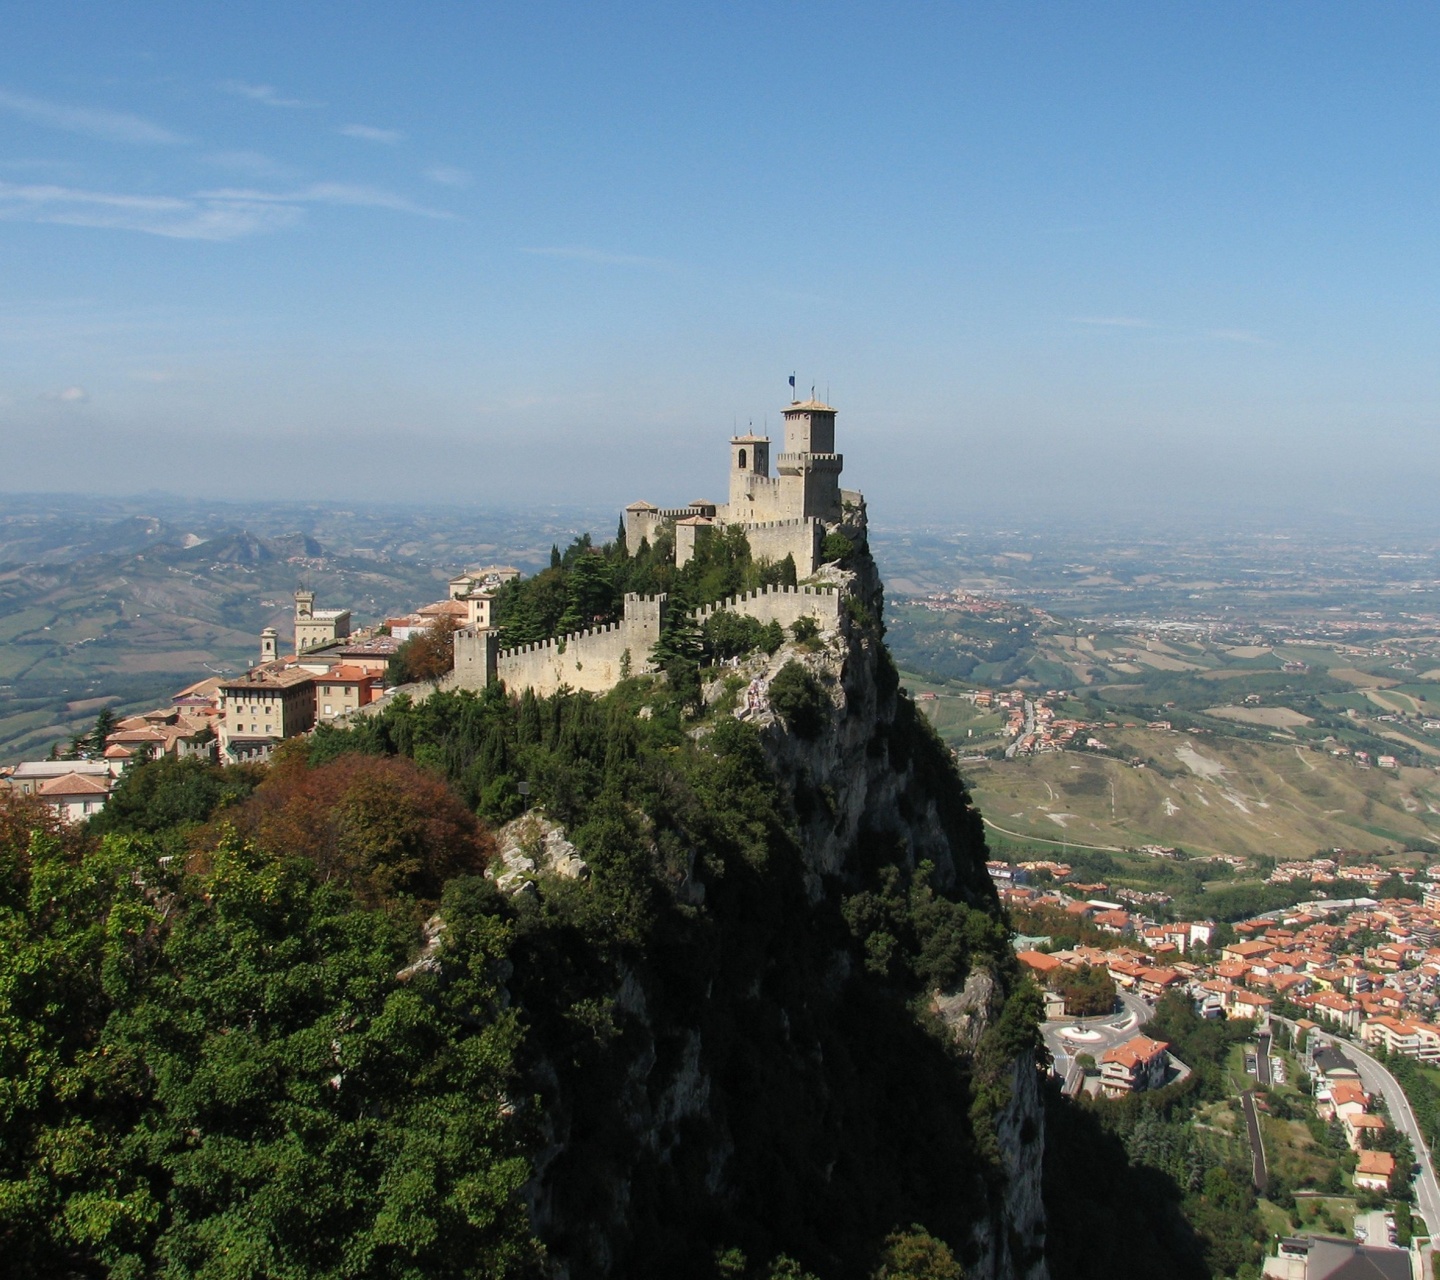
[500,543,1047,1280]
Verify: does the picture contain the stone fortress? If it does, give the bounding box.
[451,397,865,698]
[624,397,862,575]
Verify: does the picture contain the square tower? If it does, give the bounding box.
[782,400,836,455]
[728,432,772,512]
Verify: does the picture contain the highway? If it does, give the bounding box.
[1275,1017,1440,1236]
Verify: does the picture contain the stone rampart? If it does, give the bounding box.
[734,517,821,571]
[488,593,669,698]
[693,583,842,632]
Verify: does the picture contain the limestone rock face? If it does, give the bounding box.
[513,545,1047,1280]
[490,811,590,894]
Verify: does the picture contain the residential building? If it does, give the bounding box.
[1354,1149,1396,1192]
[314,665,384,722]
[35,771,112,822]
[1100,1035,1170,1096]
[217,667,316,762]
[2,759,116,795]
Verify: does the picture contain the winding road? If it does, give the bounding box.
[1273,1017,1440,1235]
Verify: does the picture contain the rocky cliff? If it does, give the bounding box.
[484,545,1048,1279]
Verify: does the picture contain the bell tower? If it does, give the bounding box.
[728,431,771,511]
[260,626,278,664]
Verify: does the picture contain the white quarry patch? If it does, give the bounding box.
[1221,792,1251,815]
[1043,812,1078,828]
[1163,796,1180,816]
[1174,741,1227,779]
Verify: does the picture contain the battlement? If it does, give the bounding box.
[776,452,843,469]
[498,620,624,661]
[730,516,815,532]
[693,583,843,632]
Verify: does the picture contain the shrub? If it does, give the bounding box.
[822,531,854,564]
[791,616,820,645]
[768,661,830,739]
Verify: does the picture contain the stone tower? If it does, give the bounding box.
[260,627,278,664]
[777,399,843,521]
[729,432,782,520]
[294,589,314,621]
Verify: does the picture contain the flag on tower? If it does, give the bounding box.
[788,373,796,394]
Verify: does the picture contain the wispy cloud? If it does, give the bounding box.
[424,165,472,188]
[1207,328,1270,346]
[522,245,671,268]
[340,124,404,144]
[0,88,185,145]
[0,181,301,241]
[40,386,88,403]
[200,182,452,219]
[1070,315,1152,329]
[220,80,319,109]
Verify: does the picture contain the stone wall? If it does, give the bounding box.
[692,583,842,632]
[733,517,821,574]
[474,593,670,699]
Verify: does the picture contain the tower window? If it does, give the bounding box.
[738,449,747,469]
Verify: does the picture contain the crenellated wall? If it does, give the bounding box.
[451,593,671,698]
[692,583,842,632]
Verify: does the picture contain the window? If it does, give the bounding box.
[738,448,747,469]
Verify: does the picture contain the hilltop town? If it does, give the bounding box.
[1,398,866,814]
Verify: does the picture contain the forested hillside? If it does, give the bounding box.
[0,540,1226,1280]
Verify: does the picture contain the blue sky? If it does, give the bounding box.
[3,3,1440,524]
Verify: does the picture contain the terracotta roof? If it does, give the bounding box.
[1357,1149,1395,1177]
[38,773,110,797]
[323,665,379,683]
[1102,1035,1169,1068]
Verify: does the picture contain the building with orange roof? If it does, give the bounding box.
[314,665,385,722]
[1100,1035,1171,1096]
[35,771,112,822]
[1355,1148,1396,1192]
[1343,1112,1387,1152]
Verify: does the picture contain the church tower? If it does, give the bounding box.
[260,626,278,664]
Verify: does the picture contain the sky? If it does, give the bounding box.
[3,3,1440,526]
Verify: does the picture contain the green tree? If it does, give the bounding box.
[91,706,119,754]
[768,662,830,739]
[871,1225,963,1279]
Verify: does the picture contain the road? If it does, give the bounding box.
[1275,1018,1440,1236]
[1256,1032,1272,1088]
[1004,698,1036,759]
[1042,991,1154,1081]
[980,817,1126,854]
[1240,1090,1269,1193]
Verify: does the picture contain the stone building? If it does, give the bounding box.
[293,590,351,654]
[217,666,317,762]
